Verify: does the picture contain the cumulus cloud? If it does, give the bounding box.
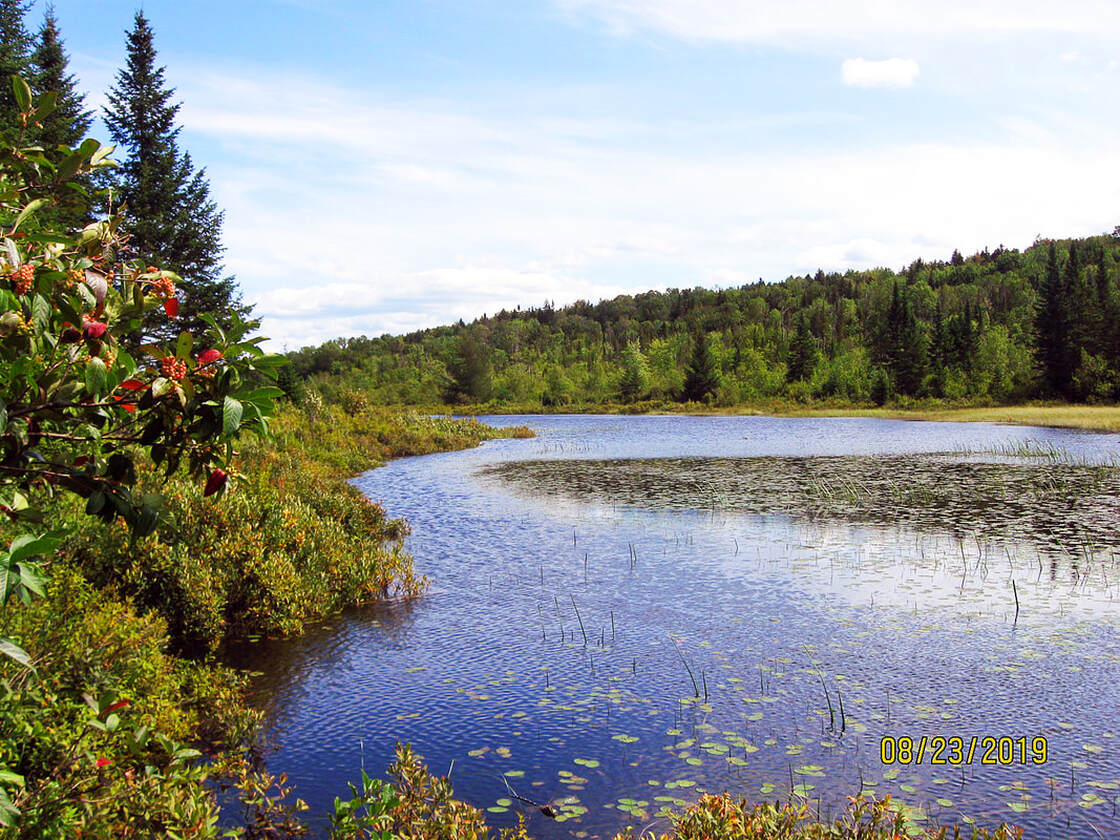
[841,58,919,88]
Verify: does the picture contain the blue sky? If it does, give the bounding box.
[32,1,1120,349]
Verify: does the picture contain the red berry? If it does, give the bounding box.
[160,357,187,381]
[83,319,107,339]
[10,263,34,295]
[203,468,228,497]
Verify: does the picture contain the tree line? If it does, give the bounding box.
[0,0,244,340]
[287,234,1120,406]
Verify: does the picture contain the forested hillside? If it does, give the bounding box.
[289,234,1120,407]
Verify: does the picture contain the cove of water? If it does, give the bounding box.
[228,415,1120,839]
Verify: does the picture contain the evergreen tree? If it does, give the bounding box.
[0,0,33,143]
[681,332,720,402]
[103,12,247,341]
[30,5,92,229]
[1035,242,1072,398]
[786,312,815,383]
[30,6,89,146]
[444,332,492,403]
[895,295,926,395]
[618,340,649,402]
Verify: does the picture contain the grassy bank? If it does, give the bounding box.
[781,403,1120,431]
[404,398,1120,432]
[0,406,531,837]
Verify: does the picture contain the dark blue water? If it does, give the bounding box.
[231,416,1120,839]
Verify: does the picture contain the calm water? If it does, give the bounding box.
[229,416,1120,839]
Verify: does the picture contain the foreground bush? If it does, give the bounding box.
[54,404,530,654]
[327,745,1021,840]
[651,793,1022,840]
[0,562,305,838]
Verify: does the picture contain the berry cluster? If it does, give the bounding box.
[161,357,188,381]
[152,276,176,299]
[63,268,83,289]
[10,264,34,295]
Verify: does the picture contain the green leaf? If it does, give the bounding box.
[85,357,107,397]
[2,238,19,269]
[175,331,194,361]
[13,198,49,232]
[222,397,243,437]
[0,784,19,828]
[150,377,172,399]
[0,637,31,668]
[90,144,114,166]
[13,564,46,598]
[0,770,23,787]
[55,149,85,182]
[29,91,57,122]
[7,534,58,565]
[10,76,30,112]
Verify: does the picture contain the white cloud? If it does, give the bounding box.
[841,58,919,88]
[557,0,1120,43]
[165,69,1120,350]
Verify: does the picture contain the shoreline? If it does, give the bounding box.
[429,402,1120,433]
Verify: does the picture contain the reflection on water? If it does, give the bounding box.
[228,416,1120,839]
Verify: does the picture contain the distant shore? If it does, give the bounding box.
[425,400,1120,433]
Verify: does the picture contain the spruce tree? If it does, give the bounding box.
[681,332,720,402]
[103,11,247,342]
[1035,242,1072,398]
[31,6,89,146]
[30,5,92,229]
[0,0,33,143]
[786,312,815,383]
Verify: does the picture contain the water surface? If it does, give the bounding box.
[230,415,1120,839]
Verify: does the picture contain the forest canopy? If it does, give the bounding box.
[287,233,1120,407]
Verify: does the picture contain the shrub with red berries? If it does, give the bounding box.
[10,263,34,295]
[160,356,188,381]
[0,75,287,543]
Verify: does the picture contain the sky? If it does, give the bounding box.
[30,0,1120,350]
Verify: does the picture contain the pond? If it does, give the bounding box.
[228,415,1120,839]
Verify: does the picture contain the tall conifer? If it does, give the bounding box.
[103,12,247,341]
[0,0,33,143]
[30,5,92,229]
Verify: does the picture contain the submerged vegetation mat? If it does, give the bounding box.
[487,453,1120,557]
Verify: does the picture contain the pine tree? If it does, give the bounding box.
[681,332,720,402]
[103,12,247,342]
[0,0,34,143]
[29,5,92,229]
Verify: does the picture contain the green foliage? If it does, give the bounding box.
[329,743,530,840]
[444,331,492,403]
[56,404,530,653]
[618,340,649,402]
[283,236,1120,410]
[0,560,286,838]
